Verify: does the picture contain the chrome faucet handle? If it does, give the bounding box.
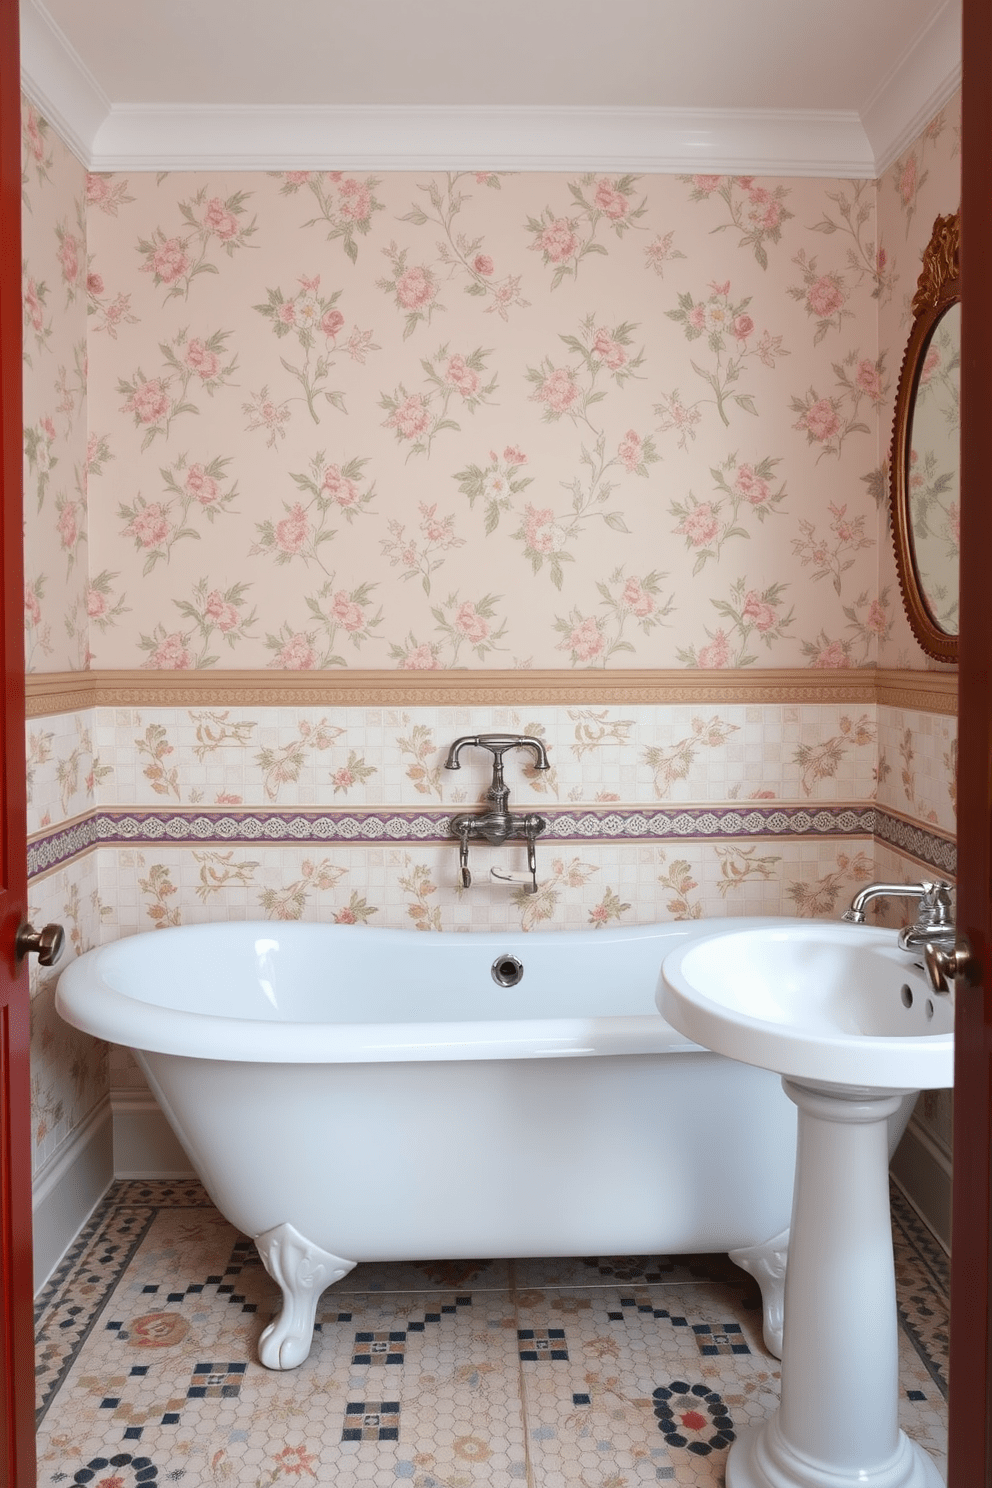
[444,733,551,771]
[456,824,472,889]
[916,881,953,925]
[897,882,955,952]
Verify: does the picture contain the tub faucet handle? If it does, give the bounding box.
[457,824,472,889]
[444,733,551,772]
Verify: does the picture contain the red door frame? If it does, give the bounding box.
[947,1,992,1479]
[0,0,37,1482]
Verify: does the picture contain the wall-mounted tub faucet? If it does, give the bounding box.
[444,734,550,893]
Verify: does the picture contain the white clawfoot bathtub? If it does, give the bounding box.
[56,917,915,1370]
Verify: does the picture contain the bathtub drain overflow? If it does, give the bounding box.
[492,955,524,988]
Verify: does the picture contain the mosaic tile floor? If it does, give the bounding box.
[35,1180,949,1487]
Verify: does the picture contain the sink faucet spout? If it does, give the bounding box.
[841,882,945,924]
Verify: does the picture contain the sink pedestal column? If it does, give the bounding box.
[727,1079,943,1488]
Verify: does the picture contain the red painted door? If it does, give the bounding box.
[947,1,992,1481]
[0,0,36,1482]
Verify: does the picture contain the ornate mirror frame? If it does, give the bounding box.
[889,210,961,663]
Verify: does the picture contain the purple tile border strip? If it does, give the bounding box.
[873,812,956,876]
[26,803,954,880]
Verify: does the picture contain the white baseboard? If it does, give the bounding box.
[32,1096,114,1294]
[111,1091,196,1180]
[890,1114,952,1254]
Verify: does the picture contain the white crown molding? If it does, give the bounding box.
[19,0,960,179]
[85,102,875,178]
[18,0,109,167]
[861,0,962,176]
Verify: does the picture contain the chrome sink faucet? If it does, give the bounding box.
[444,734,550,892]
[841,880,960,991]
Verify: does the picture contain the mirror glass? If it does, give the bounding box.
[906,301,961,636]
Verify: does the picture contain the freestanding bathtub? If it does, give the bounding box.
[56,917,915,1370]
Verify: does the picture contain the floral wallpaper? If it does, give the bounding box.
[21,96,963,680]
[20,102,110,1177]
[74,162,908,673]
[21,103,90,672]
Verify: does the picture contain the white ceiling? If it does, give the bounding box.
[19,0,962,175]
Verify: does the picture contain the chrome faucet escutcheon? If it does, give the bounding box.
[444,734,550,893]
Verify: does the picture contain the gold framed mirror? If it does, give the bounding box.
[889,211,960,663]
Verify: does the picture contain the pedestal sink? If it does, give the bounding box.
[659,921,953,1488]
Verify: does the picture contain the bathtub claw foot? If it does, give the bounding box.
[728,1227,788,1358]
[254,1222,356,1369]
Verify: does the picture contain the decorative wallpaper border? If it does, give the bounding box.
[24,668,958,717]
[873,809,957,878]
[27,803,955,881]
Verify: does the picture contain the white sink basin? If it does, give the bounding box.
[659,921,953,1090]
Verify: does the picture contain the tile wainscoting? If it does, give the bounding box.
[25,668,957,1284]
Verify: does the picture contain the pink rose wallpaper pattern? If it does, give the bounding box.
[20,94,960,674]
